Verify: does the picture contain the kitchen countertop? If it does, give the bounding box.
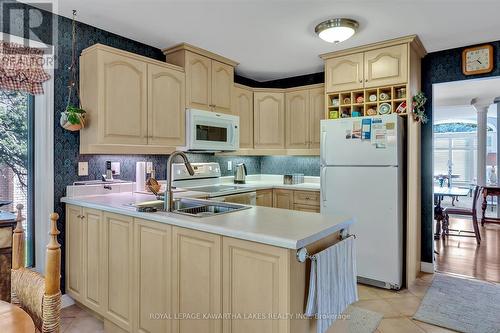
[61,192,352,249]
[220,174,320,191]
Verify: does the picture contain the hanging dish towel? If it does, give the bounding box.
[305,236,358,333]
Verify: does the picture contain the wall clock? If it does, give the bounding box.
[462,44,494,75]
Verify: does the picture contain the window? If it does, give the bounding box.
[0,89,35,266]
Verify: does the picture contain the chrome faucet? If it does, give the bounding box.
[164,151,195,211]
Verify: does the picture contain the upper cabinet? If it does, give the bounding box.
[233,85,254,148]
[364,44,408,88]
[309,86,325,148]
[325,53,364,92]
[322,41,411,93]
[164,43,238,114]
[79,44,185,154]
[253,91,285,149]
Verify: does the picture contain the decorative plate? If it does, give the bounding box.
[366,108,377,116]
[378,103,392,115]
[369,94,377,102]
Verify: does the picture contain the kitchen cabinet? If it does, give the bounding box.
[164,44,238,114]
[309,87,325,148]
[285,89,309,149]
[222,237,289,333]
[103,212,134,332]
[172,227,222,333]
[254,91,285,149]
[65,205,83,301]
[233,85,254,148]
[256,189,273,207]
[322,42,408,92]
[293,190,320,213]
[273,189,294,210]
[134,219,172,333]
[79,44,185,154]
[364,44,408,88]
[325,53,364,92]
[147,62,186,146]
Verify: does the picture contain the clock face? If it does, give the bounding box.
[463,45,494,75]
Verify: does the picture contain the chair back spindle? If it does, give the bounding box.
[45,213,61,296]
[12,204,25,270]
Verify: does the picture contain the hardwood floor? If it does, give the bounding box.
[435,217,500,283]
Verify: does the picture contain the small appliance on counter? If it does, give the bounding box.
[283,173,304,185]
[234,163,247,184]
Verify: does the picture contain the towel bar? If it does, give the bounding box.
[296,232,356,263]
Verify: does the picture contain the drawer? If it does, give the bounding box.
[293,204,320,213]
[0,227,12,249]
[293,190,320,206]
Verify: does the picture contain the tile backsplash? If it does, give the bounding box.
[76,154,320,182]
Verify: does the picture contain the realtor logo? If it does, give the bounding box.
[0,0,58,68]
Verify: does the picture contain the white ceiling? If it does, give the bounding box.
[46,0,500,81]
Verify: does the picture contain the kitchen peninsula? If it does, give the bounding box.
[61,192,353,333]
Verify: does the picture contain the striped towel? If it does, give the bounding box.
[305,236,358,333]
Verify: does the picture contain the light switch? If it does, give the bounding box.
[227,161,232,171]
[78,162,88,176]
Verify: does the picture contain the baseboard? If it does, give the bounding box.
[61,294,75,308]
[420,261,435,273]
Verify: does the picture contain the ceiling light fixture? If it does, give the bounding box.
[315,18,359,44]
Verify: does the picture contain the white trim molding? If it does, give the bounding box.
[420,261,435,273]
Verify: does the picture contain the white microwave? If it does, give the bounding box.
[185,108,239,151]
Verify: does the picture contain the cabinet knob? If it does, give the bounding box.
[359,80,362,83]
[365,79,368,82]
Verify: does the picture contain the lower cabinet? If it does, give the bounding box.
[103,212,134,331]
[256,189,273,207]
[222,237,289,333]
[172,227,222,333]
[273,189,294,210]
[66,205,84,301]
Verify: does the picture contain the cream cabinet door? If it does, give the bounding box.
[211,60,233,114]
[147,63,186,146]
[309,87,325,149]
[66,205,83,301]
[285,89,309,149]
[82,208,104,314]
[364,44,408,88]
[256,189,273,207]
[99,51,148,144]
[222,237,289,333]
[254,92,285,149]
[325,53,364,92]
[172,227,222,333]
[273,189,294,210]
[233,86,253,148]
[103,212,134,332]
[185,51,211,111]
[134,220,172,333]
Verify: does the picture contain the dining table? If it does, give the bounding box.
[0,300,35,333]
[433,186,471,239]
[480,185,500,225]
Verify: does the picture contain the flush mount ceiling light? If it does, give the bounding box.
[315,18,359,44]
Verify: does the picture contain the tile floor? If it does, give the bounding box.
[60,273,458,333]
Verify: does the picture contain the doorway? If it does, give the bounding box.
[432,77,500,283]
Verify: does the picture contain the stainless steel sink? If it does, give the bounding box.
[127,198,251,217]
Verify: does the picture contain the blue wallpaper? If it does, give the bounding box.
[260,156,320,176]
[421,40,500,263]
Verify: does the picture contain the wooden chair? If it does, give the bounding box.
[442,185,481,244]
[11,204,61,333]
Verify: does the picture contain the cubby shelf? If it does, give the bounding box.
[325,84,409,119]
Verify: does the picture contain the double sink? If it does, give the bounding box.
[128,198,251,218]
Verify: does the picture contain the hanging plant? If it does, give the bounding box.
[60,10,86,131]
[411,91,428,124]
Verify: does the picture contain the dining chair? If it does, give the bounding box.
[442,185,481,244]
[11,204,61,333]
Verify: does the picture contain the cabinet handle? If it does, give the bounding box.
[365,79,368,82]
[359,80,362,83]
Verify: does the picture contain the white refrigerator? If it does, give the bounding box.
[320,114,404,289]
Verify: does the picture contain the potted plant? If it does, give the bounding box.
[60,105,86,131]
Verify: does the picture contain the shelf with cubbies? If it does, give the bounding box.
[325,84,408,120]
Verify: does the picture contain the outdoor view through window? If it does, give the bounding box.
[0,89,33,266]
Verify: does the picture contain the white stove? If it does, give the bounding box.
[172,163,256,204]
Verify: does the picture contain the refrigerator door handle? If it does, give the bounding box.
[321,167,327,204]
[321,131,327,166]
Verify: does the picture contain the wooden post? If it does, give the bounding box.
[12,204,25,270]
[44,213,61,296]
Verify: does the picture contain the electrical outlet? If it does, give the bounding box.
[111,162,120,175]
[78,162,89,176]
[227,161,232,171]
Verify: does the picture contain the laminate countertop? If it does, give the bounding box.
[219,174,320,191]
[61,192,352,249]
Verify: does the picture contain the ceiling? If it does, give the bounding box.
[42,0,500,81]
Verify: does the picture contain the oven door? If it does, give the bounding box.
[187,109,239,151]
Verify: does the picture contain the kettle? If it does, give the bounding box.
[234,163,247,184]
